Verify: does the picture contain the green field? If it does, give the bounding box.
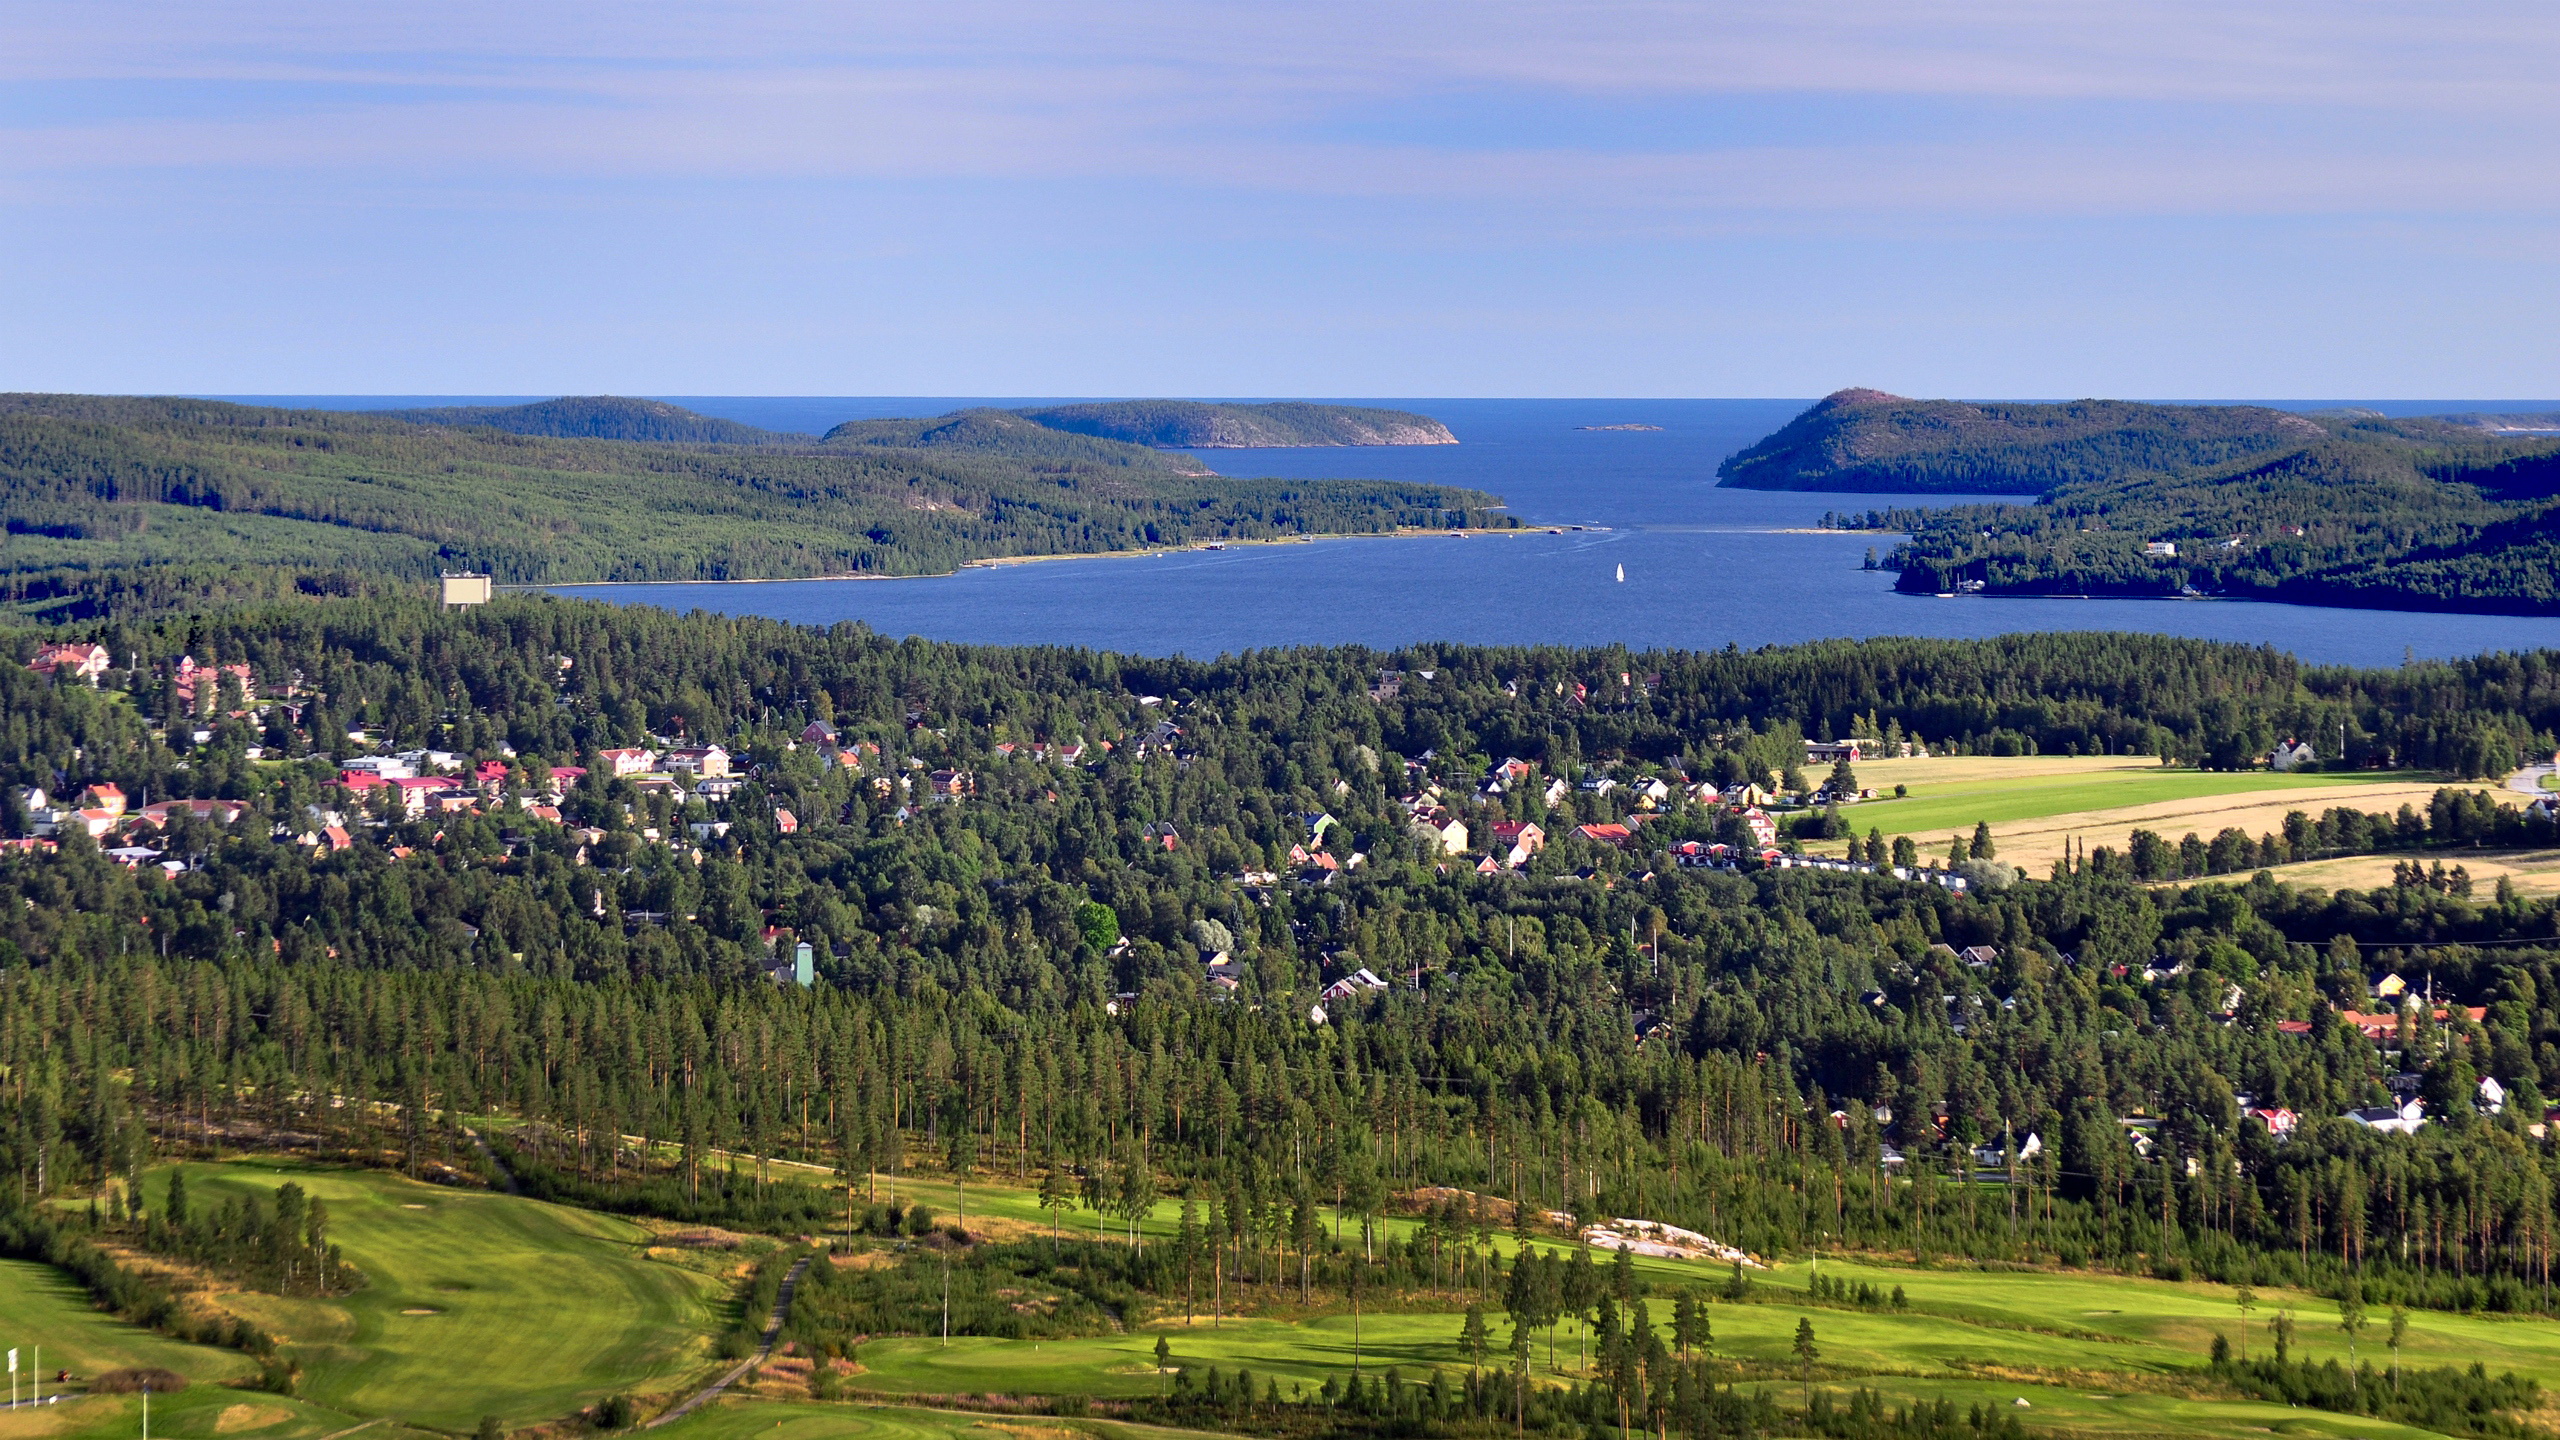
[808,1252,2545,1440]
[1835,763,2424,842]
[173,1161,726,1430]
[650,1400,1236,1440]
[0,1259,366,1440]
[14,1154,2560,1439]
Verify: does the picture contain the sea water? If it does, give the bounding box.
[220,395,2560,666]
[558,397,2560,667]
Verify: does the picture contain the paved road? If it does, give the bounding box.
[647,1256,811,1429]
[2508,764,2556,798]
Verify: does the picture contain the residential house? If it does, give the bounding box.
[136,798,244,826]
[2269,739,2318,771]
[390,776,462,817]
[1489,820,1545,868]
[774,808,799,834]
[1573,822,1632,848]
[801,720,839,746]
[1409,810,1469,857]
[27,642,111,683]
[171,656,255,710]
[1143,821,1181,851]
[1321,967,1389,1002]
[928,768,974,800]
[2343,1101,2425,1135]
[663,745,732,778]
[1742,808,1779,849]
[81,783,128,818]
[2144,540,2178,557]
[598,747,657,777]
[1542,777,1570,805]
[1804,739,1866,763]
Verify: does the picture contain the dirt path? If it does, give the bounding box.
[461,1128,520,1196]
[647,1256,810,1429]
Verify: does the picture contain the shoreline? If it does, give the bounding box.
[513,525,1559,591]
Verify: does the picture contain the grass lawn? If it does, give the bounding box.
[651,1399,1238,1440]
[732,1157,2560,1439]
[0,1260,363,1440]
[165,1159,725,1430]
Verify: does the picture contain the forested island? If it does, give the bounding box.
[0,395,1501,620]
[1013,400,1459,448]
[1728,390,2560,615]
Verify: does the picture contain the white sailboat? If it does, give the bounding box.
[1615,563,1624,583]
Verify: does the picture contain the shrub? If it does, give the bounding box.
[92,1369,188,1394]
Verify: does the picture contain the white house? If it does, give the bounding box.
[2269,739,2317,771]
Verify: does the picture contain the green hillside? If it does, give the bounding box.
[376,396,793,446]
[1717,389,2325,494]
[1013,400,1458,448]
[820,408,1212,473]
[0,395,1506,617]
[1882,422,2560,613]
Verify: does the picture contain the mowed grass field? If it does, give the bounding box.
[172,1160,726,1430]
[1807,757,2486,872]
[0,1259,366,1440]
[16,1151,2560,1439]
[648,1154,2560,1438]
[650,1400,1237,1440]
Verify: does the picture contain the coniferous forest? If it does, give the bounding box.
[3,597,2560,1369]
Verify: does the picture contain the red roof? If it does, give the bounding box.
[1575,823,1632,845]
[339,771,389,790]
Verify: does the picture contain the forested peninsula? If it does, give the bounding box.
[1728,390,2560,615]
[0,395,1501,620]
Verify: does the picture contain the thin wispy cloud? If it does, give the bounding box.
[1,1,2554,393]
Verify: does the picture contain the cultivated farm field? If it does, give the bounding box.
[1813,756,2485,871]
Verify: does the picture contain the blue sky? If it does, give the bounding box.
[4,1,2555,397]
